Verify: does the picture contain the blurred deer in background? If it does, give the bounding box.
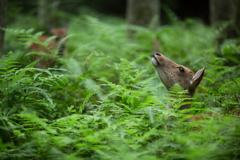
[151,52,240,121]
[29,25,68,68]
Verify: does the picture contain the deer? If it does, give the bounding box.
[29,26,68,69]
[152,52,240,122]
[152,52,205,110]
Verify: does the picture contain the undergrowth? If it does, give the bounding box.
[0,9,240,160]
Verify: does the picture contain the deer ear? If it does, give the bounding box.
[190,67,206,89]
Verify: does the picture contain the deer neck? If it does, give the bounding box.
[167,88,196,110]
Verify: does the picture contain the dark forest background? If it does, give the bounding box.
[8,0,210,23]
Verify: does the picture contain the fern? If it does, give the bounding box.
[1,11,240,160]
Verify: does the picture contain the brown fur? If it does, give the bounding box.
[29,27,68,68]
[151,52,239,122]
[151,52,205,109]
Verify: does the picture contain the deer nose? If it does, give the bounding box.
[153,52,161,57]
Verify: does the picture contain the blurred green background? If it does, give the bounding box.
[0,0,240,159]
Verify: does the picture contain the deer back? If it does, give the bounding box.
[29,26,68,68]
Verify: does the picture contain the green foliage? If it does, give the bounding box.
[168,83,193,110]
[1,10,240,160]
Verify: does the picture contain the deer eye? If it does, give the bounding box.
[179,67,184,72]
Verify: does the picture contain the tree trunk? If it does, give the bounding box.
[50,0,60,27]
[126,0,160,38]
[232,0,240,36]
[209,0,240,37]
[38,0,48,28]
[38,0,60,28]
[0,0,7,56]
[209,0,233,25]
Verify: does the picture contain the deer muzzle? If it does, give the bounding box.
[152,52,161,67]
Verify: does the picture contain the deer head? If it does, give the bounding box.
[30,25,68,69]
[49,25,68,51]
[152,52,205,109]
